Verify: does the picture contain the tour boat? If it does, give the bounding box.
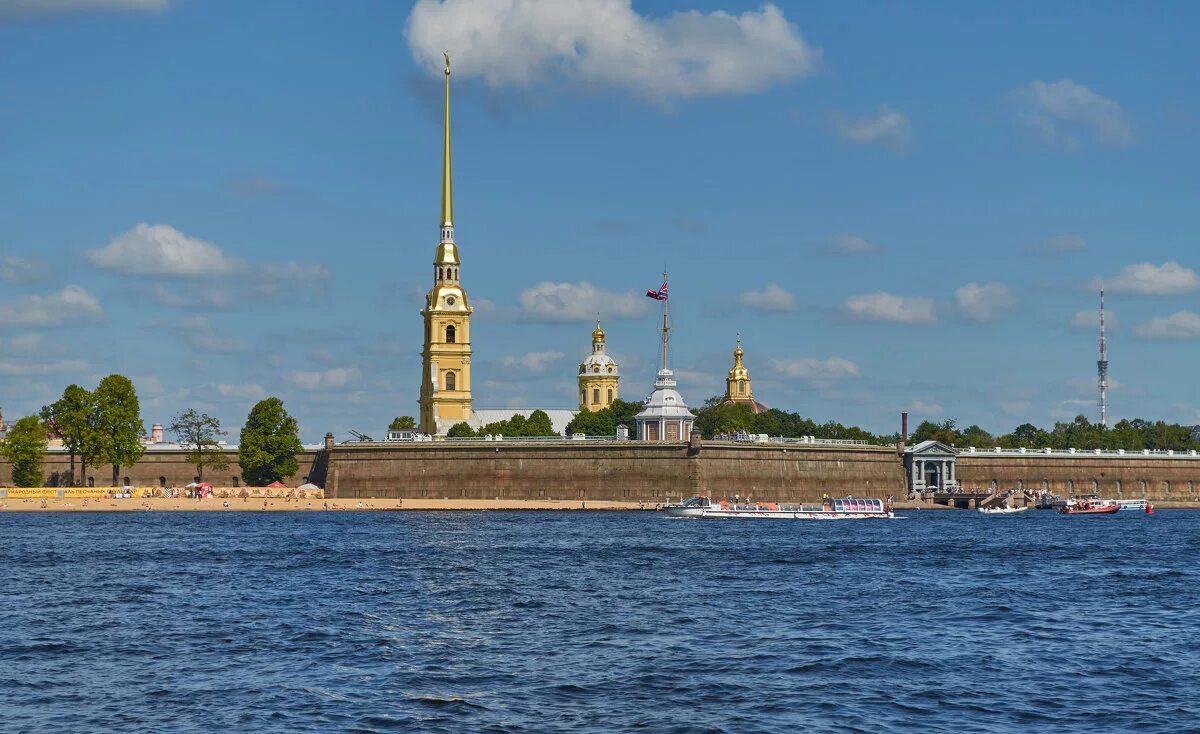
[1058,500,1120,515]
[978,505,1029,515]
[663,496,894,520]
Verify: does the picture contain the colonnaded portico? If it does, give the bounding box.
[903,440,959,494]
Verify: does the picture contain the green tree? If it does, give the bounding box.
[608,399,644,433]
[446,422,476,438]
[2,415,48,487]
[171,408,229,482]
[40,384,94,487]
[238,398,303,485]
[523,410,557,436]
[93,374,145,486]
[389,415,416,431]
[566,408,615,436]
[955,424,995,448]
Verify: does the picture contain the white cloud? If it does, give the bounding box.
[405,0,819,99]
[518,281,648,323]
[287,367,361,391]
[256,261,330,298]
[0,255,50,283]
[830,105,911,147]
[0,0,166,22]
[830,233,881,255]
[1093,261,1199,296]
[1014,79,1132,147]
[842,292,936,324]
[673,368,721,388]
[996,400,1032,417]
[1070,308,1115,331]
[771,356,860,380]
[1041,234,1086,254]
[1134,311,1200,341]
[86,223,246,277]
[501,350,565,374]
[738,283,797,313]
[0,285,103,327]
[905,400,942,415]
[214,383,266,401]
[0,357,88,376]
[954,282,1016,322]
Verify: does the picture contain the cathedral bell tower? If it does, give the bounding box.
[578,321,619,412]
[419,52,473,435]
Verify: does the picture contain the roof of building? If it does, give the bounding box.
[635,369,696,421]
[469,408,578,436]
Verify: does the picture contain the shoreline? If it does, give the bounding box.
[2,497,1197,513]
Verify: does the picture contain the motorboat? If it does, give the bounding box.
[1058,500,1119,515]
[977,505,1029,515]
[663,496,894,520]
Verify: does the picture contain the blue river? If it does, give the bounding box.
[1,509,1197,733]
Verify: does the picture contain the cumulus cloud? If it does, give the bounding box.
[405,0,819,99]
[1071,308,1115,331]
[771,356,860,381]
[501,350,565,374]
[996,400,1032,417]
[905,400,943,415]
[170,314,249,353]
[214,383,266,401]
[738,283,797,313]
[829,233,881,255]
[1093,261,1200,296]
[954,282,1016,322]
[841,292,936,324]
[0,0,166,22]
[518,281,648,323]
[1040,233,1086,254]
[830,105,911,148]
[1134,311,1200,341]
[0,285,103,327]
[256,261,331,298]
[0,255,50,283]
[1014,79,1132,147]
[286,367,361,391]
[0,357,89,376]
[86,223,246,277]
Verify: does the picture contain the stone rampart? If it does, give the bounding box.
[956,453,1200,501]
[323,440,907,502]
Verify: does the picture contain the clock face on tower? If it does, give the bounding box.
[445,295,456,306]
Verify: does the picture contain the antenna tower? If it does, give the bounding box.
[1097,289,1108,428]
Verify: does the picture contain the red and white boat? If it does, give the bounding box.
[1058,500,1120,515]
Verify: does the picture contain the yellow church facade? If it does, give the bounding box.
[721,336,768,413]
[578,322,619,412]
[418,53,473,435]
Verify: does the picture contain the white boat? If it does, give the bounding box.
[664,496,894,520]
[977,505,1030,515]
[1065,495,1150,512]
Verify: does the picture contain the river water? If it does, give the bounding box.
[1,509,1197,733]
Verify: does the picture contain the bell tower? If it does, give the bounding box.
[725,334,753,403]
[418,52,473,435]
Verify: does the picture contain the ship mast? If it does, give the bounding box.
[661,270,669,371]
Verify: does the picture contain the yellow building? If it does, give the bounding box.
[578,321,619,411]
[722,335,768,413]
[418,53,473,435]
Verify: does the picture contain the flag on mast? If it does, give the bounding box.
[645,281,668,300]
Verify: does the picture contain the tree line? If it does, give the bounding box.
[910,415,1200,452]
[0,376,304,488]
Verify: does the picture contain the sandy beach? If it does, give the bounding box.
[0,496,650,512]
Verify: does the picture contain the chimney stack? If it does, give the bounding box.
[898,411,909,456]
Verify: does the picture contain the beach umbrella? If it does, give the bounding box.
[267,481,287,488]
[297,482,319,491]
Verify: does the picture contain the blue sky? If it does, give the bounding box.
[1,0,1198,441]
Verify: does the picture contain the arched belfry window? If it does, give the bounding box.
[593,388,600,404]
[446,371,456,391]
[738,382,746,395]
[607,388,613,404]
[438,267,444,281]
[446,325,456,343]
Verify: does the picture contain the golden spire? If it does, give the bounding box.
[734,332,744,364]
[441,50,453,230]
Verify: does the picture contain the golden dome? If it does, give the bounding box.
[592,320,605,342]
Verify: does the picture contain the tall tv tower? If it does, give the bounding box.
[1097,289,1108,428]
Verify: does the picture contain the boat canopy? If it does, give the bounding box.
[831,498,884,512]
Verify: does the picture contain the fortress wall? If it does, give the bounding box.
[323,441,908,502]
[0,449,325,488]
[955,454,1200,500]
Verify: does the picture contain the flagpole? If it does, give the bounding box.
[661,270,669,371]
